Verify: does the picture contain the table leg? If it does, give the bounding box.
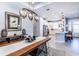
[36,43,48,56]
[6,38,10,43]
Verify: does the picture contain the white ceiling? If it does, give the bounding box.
[23,2,52,9]
[34,2,79,21]
[19,2,79,21]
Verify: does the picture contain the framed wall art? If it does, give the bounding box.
[5,12,21,31]
[43,25,49,36]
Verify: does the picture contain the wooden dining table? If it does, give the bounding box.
[0,37,51,56]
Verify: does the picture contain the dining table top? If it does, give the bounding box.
[0,37,51,56]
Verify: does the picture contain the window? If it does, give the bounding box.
[68,19,79,33]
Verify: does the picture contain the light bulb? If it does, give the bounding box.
[19,8,28,18]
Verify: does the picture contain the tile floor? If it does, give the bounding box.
[23,35,79,56]
[47,36,79,56]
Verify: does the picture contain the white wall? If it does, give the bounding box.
[0,2,33,36]
[0,2,49,37]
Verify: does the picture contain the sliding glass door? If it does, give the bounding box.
[73,21,79,33]
[68,19,79,37]
[68,20,79,33]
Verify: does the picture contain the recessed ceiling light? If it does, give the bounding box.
[52,14,55,15]
[46,8,50,11]
[43,18,46,20]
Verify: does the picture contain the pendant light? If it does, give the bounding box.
[34,14,39,21]
[19,8,28,19]
[19,3,39,21]
[28,11,33,20]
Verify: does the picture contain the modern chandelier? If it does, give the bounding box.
[19,8,39,21]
